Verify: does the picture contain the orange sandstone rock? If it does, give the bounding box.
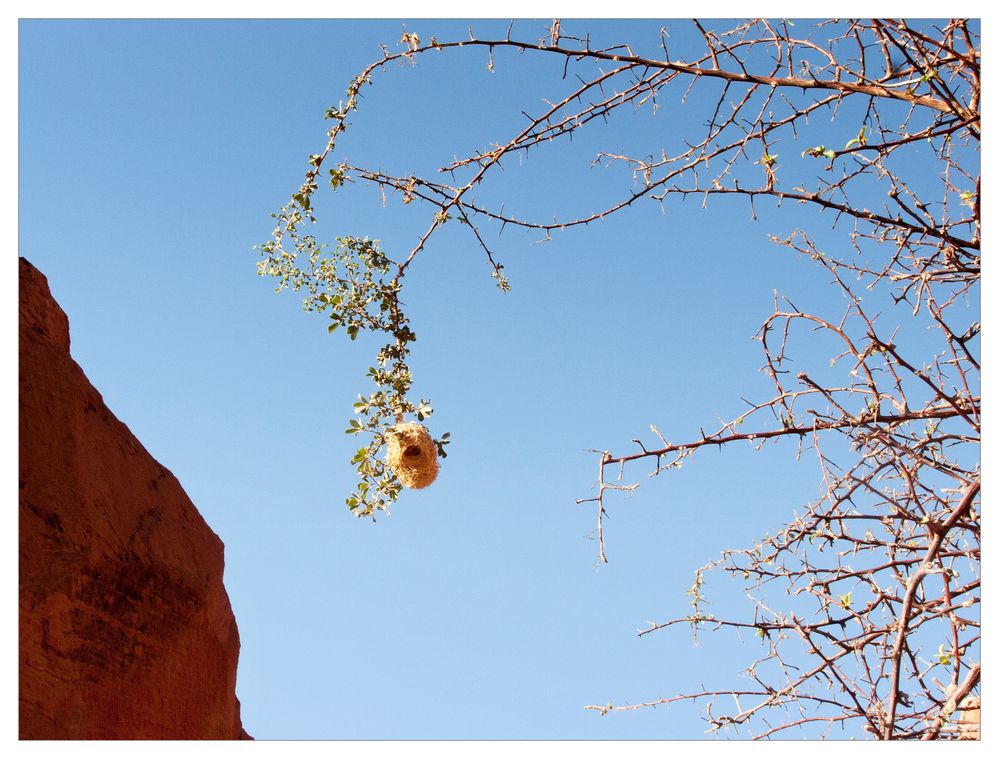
[19,257,251,739]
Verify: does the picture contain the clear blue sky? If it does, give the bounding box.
[18,18,976,741]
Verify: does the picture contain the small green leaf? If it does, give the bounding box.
[844,125,868,150]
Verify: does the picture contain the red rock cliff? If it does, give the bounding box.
[19,257,251,739]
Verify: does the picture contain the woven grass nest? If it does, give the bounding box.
[386,422,439,489]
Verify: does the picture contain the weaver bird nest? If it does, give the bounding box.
[386,422,439,489]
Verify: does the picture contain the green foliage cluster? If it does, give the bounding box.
[254,71,448,517]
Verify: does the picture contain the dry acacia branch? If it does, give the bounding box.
[259,18,980,738]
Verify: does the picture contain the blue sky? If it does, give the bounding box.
[18,17,981,742]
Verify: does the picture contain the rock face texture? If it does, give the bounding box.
[19,257,250,739]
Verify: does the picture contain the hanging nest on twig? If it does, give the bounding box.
[386,422,439,489]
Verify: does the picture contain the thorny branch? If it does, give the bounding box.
[257,18,980,738]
